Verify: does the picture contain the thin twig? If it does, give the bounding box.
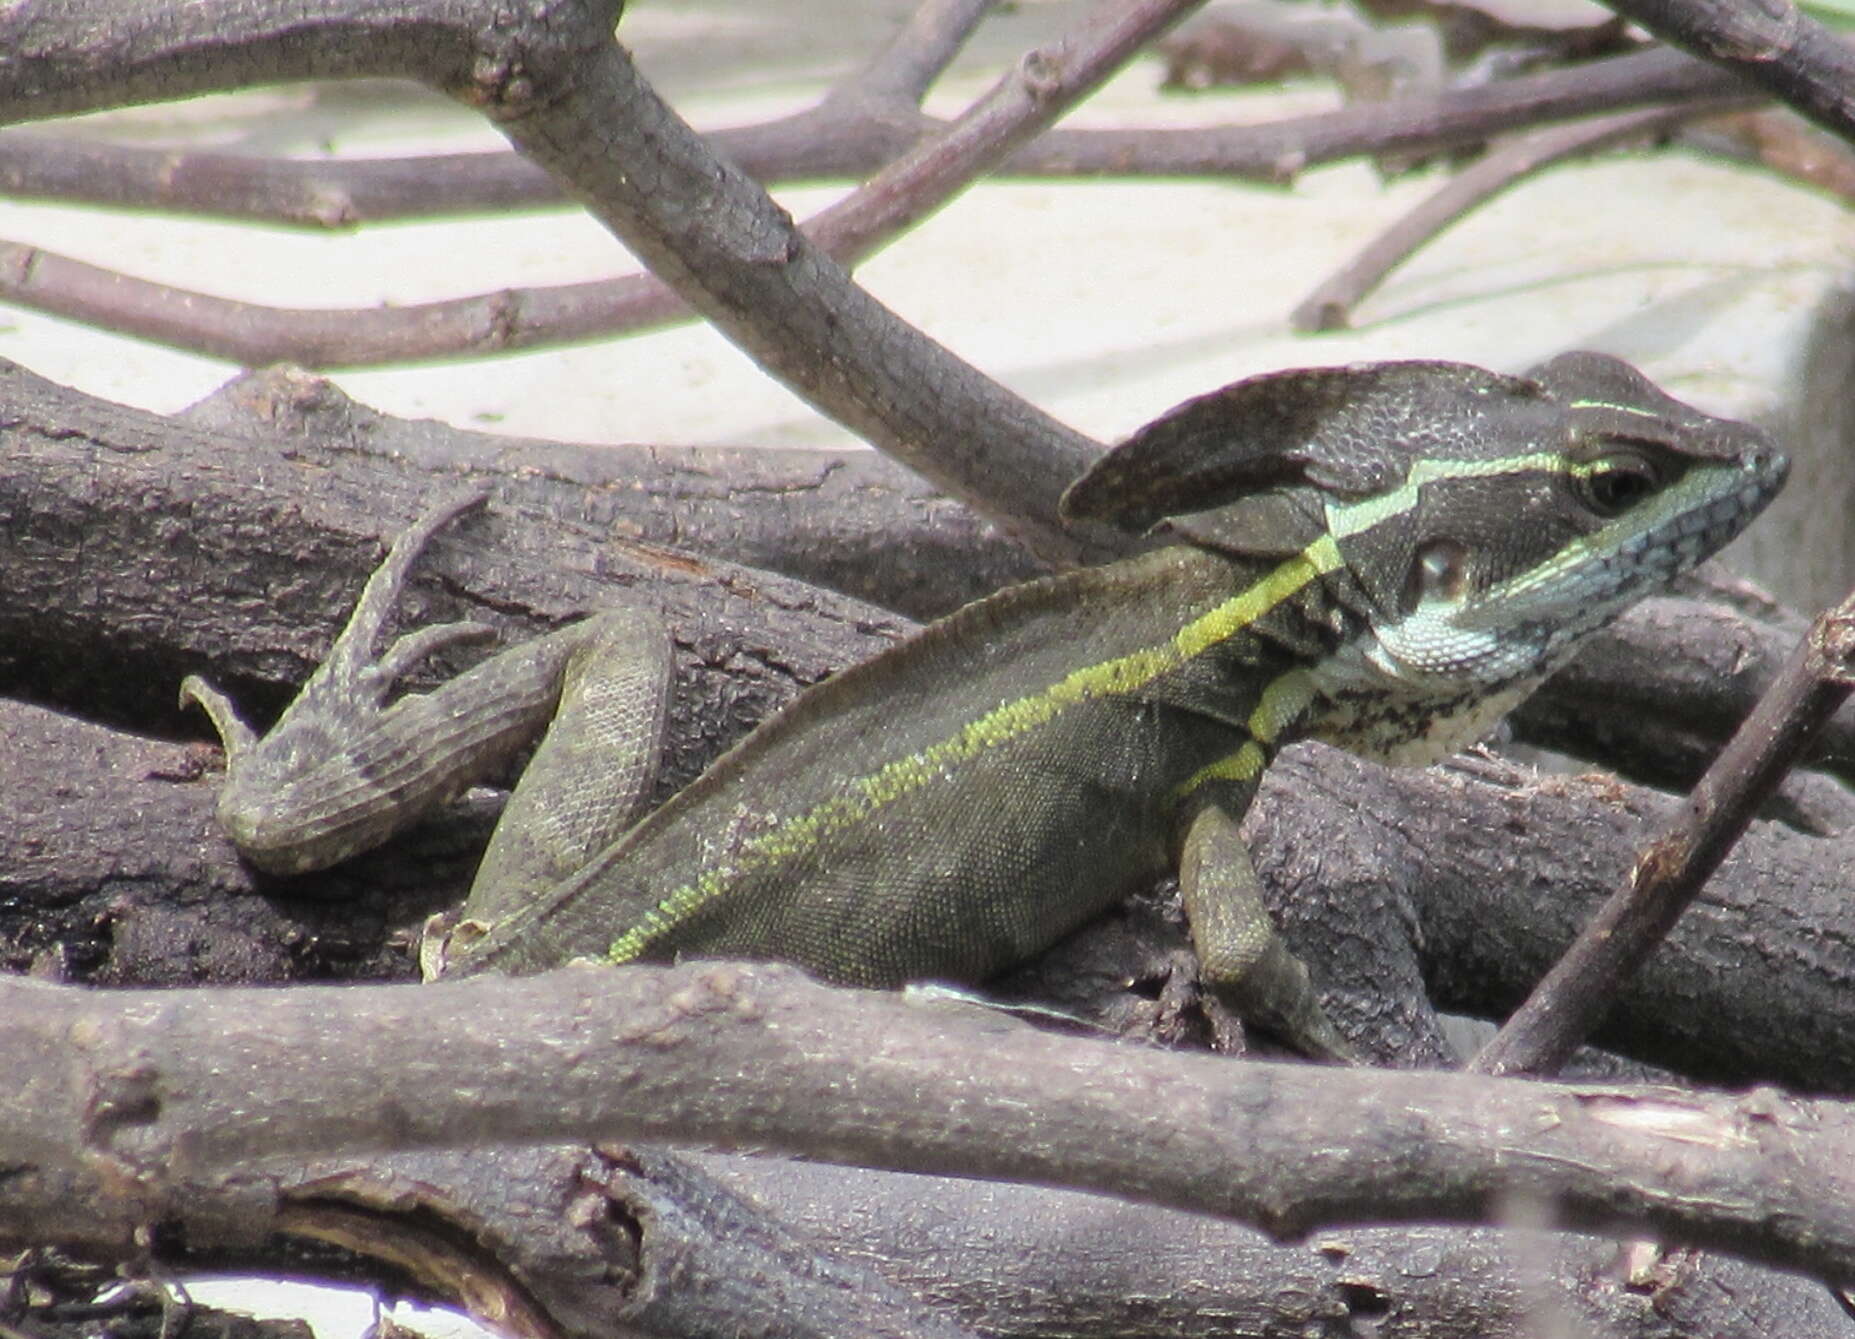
[1472,588,1855,1078]
[1292,98,1748,332]
[1598,0,1855,149]
[837,0,999,106]
[0,0,1197,371]
[805,0,1206,267]
[0,44,1742,227]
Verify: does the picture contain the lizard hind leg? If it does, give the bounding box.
[458,605,673,936]
[182,492,564,877]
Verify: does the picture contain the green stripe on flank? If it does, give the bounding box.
[605,538,1347,964]
[1174,668,1317,801]
[1248,668,1316,744]
[1325,452,1569,539]
[1174,740,1265,798]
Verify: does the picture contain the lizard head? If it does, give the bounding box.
[1061,351,1787,697]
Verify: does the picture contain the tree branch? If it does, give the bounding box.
[1292,98,1750,332]
[440,0,1165,561]
[8,963,1855,1284]
[21,1139,1848,1339]
[1473,585,1855,1078]
[0,355,914,782]
[276,1145,984,1339]
[173,363,1043,623]
[1599,0,1855,146]
[1247,744,1855,1087]
[0,0,1114,559]
[690,1152,1852,1338]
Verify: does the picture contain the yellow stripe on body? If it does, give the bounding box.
[606,534,1349,963]
[1172,666,1318,799]
[1248,667,1317,743]
[1173,740,1266,796]
[1323,451,1569,540]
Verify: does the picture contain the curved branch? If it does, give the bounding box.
[0,0,1117,559]
[1599,0,1855,146]
[1292,98,1749,332]
[7,963,1855,1284]
[0,240,685,366]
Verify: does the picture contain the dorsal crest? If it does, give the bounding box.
[1060,361,1538,555]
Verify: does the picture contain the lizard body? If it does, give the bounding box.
[184,352,1785,1059]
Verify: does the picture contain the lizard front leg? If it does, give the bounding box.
[182,498,672,929]
[1177,798,1356,1063]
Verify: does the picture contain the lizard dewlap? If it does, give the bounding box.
[186,351,1785,1062]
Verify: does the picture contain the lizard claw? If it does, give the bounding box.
[179,673,258,759]
[366,621,499,697]
[321,491,490,686]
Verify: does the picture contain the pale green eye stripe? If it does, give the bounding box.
[1568,399,1663,417]
[606,537,1348,963]
[1324,452,1570,539]
[1480,456,1713,605]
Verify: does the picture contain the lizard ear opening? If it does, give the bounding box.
[1060,361,1528,537]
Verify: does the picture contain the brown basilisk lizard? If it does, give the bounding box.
[182,352,1785,1060]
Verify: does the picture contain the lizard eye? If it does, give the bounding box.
[1576,450,1663,517]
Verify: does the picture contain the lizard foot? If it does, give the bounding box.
[183,494,507,872]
